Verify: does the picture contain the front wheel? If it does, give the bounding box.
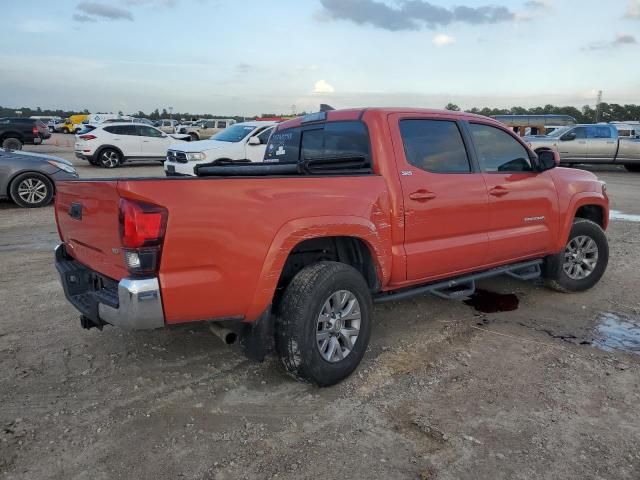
[98,148,121,168]
[275,261,372,386]
[10,172,54,208]
[544,219,609,292]
[624,164,640,172]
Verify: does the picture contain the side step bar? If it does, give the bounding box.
[373,259,543,304]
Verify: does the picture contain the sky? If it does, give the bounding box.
[0,0,638,116]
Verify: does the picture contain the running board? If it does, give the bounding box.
[373,260,543,304]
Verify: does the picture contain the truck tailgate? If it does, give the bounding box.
[55,180,128,280]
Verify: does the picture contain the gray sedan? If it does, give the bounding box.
[0,148,78,208]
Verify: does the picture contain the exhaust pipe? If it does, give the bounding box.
[209,323,238,345]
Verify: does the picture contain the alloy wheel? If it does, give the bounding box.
[316,290,361,363]
[563,235,599,280]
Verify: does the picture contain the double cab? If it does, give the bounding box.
[54,108,610,385]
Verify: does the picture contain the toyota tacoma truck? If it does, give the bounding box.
[526,123,640,172]
[54,108,610,386]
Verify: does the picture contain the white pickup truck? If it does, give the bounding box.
[164,121,277,176]
[526,123,640,172]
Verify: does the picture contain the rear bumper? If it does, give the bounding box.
[55,244,165,330]
[74,151,94,162]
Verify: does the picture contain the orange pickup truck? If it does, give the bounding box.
[54,108,610,385]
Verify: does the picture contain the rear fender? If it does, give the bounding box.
[244,215,392,320]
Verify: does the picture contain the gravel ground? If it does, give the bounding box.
[1,135,639,479]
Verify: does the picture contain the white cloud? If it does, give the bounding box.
[313,80,335,94]
[627,0,640,18]
[433,33,455,46]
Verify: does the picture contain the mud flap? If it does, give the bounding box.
[241,307,273,362]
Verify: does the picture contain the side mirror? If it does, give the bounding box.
[248,136,261,146]
[561,132,576,141]
[537,150,559,171]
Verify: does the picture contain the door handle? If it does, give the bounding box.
[409,190,436,201]
[489,186,509,197]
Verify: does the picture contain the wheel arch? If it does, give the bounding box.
[0,131,24,142]
[244,216,392,321]
[95,144,125,162]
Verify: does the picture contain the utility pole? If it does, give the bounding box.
[169,106,173,121]
[594,90,603,123]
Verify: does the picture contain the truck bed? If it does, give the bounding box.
[55,175,390,324]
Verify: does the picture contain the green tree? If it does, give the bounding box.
[445,103,460,111]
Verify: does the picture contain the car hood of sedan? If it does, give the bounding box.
[0,148,74,165]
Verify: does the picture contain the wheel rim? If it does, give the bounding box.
[17,178,47,204]
[316,290,361,363]
[563,235,599,280]
[102,151,119,167]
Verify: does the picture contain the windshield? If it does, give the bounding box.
[547,126,572,138]
[211,124,256,142]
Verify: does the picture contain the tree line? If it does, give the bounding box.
[444,103,640,124]
[2,103,639,124]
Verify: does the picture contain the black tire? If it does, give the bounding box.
[98,148,121,168]
[62,128,70,134]
[275,261,372,386]
[624,164,640,172]
[544,219,608,292]
[9,172,54,208]
[2,137,23,150]
[189,133,199,141]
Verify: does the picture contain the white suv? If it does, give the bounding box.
[75,123,190,168]
[165,121,277,176]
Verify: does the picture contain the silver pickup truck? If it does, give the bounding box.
[526,124,640,172]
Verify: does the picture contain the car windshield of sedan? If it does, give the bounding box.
[211,124,256,142]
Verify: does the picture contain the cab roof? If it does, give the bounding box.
[275,107,499,131]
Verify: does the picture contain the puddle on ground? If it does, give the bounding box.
[609,210,640,223]
[593,312,640,355]
[464,289,519,314]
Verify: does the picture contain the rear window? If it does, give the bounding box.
[264,121,371,167]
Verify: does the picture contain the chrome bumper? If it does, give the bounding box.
[55,244,165,330]
[98,278,165,330]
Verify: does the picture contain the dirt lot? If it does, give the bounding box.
[1,135,639,479]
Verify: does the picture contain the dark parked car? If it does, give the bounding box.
[0,148,78,208]
[0,117,51,150]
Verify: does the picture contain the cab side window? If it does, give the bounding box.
[399,119,471,173]
[217,121,227,129]
[587,126,614,139]
[469,123,534,173]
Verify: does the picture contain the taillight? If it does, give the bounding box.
[119,198,168,276]
[32,126,39,136]
[79,134,97,140]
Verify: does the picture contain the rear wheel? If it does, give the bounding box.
[189,133,199,141]
[544,219,608,292]
[10,172,54,208]
[62,128,70,134]
[624,164,640,172]
[98,148,121,168]
[2,137,22,150]
[275,261,372,386]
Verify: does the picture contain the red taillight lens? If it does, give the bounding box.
[119,198,167,248]
[119,199,167,275]
[32,126,39,136]
[79,134,97,141]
